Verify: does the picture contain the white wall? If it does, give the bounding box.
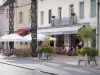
[0,6,4,47]
[4,0,31,33]
[38,0,97,28]
[4,5,9,34]
[4,0,31,49]
[4,0,98,32]
[0,6,4,36]
[64,35,70,46]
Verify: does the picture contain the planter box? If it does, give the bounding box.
[78,54,97,66]
[38,53,52,60]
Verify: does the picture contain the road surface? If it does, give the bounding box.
[0,63,51,75]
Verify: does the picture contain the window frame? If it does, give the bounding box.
[19,11,23,24]
[29,9,31,23]
[79,2,84,19]
[91,0,96,17]
[40,11,44,25]
[58,7,62,19]
[48,9,52,24]
[6,9,9,18]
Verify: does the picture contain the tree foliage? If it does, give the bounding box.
[77,26,93,41]
[42,34,51,45]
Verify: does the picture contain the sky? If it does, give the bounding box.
[0,0,3,5]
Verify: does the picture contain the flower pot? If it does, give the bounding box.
[78,54,97,66]
[78,54,88,66]
[39,52,52,60]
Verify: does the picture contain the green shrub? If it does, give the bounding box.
[76,49,87,56]
[89,48,99,57]
[37,45,54,54]
[76,47,99,57]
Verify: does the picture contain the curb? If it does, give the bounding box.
[0,61,58,75]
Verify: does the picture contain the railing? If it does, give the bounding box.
[52,16,77,26]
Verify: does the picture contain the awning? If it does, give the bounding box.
[0,33,25,42]
[15,28,30,35]
[23,33,56,42]
[37,26,82,35]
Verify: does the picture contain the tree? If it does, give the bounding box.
[43,34,51,46]
[77,26,94,46]
[77,26,94,66]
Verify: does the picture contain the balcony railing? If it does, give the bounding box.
[52,16,77,26]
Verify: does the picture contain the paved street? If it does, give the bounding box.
[0,63,51,75]
[0,55,100,75]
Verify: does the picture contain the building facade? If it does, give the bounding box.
[3,0,99,54]
[0,6,4,37]
[0,6,4,47]
[3,0,31,49]
[37,0,97,49]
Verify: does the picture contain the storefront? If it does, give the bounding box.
[38,26,82,48]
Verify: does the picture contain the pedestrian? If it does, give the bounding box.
[78,41,83,49]
[64,45,70,55]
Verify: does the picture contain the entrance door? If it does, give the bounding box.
[9,42,14,49]
[56,35,64,47]
[71,34,80,48]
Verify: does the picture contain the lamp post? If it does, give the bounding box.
[97,0,100,52]
[31,0,37,57]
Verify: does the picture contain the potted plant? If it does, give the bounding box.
[37,34,54,59]
[37,45,54,59]
[77,47,99,65]
[77,26,93,46]
[76,26,96,65]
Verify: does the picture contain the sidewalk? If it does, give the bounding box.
[52,55,100,69]
[0,54,100,75]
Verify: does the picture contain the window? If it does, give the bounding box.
[20,42,23,45]
[25,42,28,45]
[48,9,52,24]
[91,0,96,17]
[6,9,9,18]
[19,11,23,23]
[58,7,62,19]
[29,9,31,22]
[91,29,96,48]
[40,11,44,25]
[80,2,84,19]
[69,5,74,17]
[2,42,4,46]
